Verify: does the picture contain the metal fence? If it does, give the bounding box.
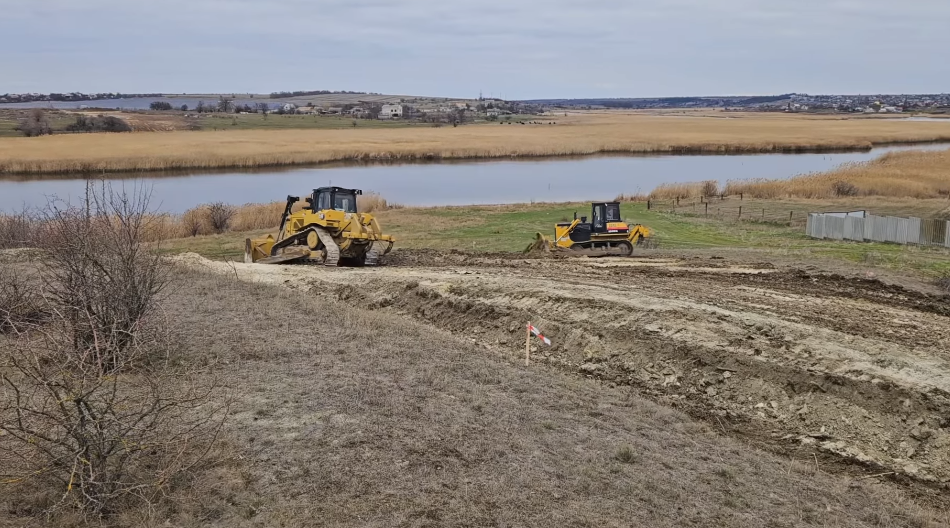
[806,212,950,248]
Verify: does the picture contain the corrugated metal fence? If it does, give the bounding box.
[807,212,950,247]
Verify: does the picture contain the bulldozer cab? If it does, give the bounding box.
[309,187,362,213]
[591,202,622,233]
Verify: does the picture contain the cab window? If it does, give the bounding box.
[333,193,357,213]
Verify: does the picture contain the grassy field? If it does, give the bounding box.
[5,112,950,174]
[0,110,78,138]
[159,199,950,277]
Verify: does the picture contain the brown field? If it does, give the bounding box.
[4,253,946,527]
[724,148,950,199]
[4,112,950,175]
[129,249,950,527]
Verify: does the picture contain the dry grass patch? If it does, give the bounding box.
[4,112,950,175]
[725,148,950,199]
[86,266,946,528]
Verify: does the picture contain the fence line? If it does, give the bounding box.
[806,212,950,248]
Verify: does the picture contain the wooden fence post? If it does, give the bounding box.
[740,193,743,201]
[647,200,651,211]
[738,206,742,220]
[789,211,794,223]
[525,322,531,366]
[705,203,709,216]
[762,208,765,220]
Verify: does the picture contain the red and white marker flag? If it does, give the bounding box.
[528,324,552,346]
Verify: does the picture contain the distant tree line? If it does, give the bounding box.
[268,90,374,99]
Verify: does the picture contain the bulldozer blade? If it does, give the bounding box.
[249,247,311,265]
[524,233,554,254]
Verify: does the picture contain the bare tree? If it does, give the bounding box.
[217,96,234,113]
[15,109,52,137]
[0,183,226,519]
[206,202,235,234]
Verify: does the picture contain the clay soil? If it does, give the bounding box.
[172,249,950,504]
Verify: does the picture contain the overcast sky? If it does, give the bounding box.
[2,0,948,99]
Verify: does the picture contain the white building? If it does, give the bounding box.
[379,104,403,119]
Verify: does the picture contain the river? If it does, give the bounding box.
[1,144,948,213]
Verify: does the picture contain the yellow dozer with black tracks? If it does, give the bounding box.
[527,201,650,257]
[245,187,394,266]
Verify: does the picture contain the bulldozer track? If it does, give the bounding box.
[313,227,340,267]
[365,242,382,266]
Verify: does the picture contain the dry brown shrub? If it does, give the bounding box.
[207,202,236,234]
[0,209,38,249]
[0,184,227,521]
[700,180,719,197]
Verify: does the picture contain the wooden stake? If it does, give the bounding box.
[525,322,531,366]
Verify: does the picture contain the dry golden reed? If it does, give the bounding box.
[724,148,950,199]
[648,180,720,200]
[4,113,950,175]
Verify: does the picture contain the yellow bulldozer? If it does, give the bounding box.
[528,201,650,257]
[244,186,394,266]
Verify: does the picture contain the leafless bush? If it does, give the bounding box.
[206,202,236,234]
[701,180,720,198]
[0,183,226,520]
[38,184,169,372]
[15,109,52,137]
[181,207,205,237]
[0,208,39,249]
[0,266,44,333]
[832,180,859,197]
[0,314,225,518]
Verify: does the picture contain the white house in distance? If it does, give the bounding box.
[379,104,403,119]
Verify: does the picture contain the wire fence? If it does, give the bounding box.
[645,195,808,226]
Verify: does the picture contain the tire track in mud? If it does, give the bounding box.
[171,251,950,503]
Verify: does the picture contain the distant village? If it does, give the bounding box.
[0,92,163,104]
[5,90,950,117]
[522,93,950,114]
[259,99,544,122]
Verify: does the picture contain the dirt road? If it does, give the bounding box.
[173,250,950,493]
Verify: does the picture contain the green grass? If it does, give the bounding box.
[0,111,82,137]
[160,200,950,277]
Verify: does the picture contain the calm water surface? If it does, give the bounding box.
[1,144,948,213]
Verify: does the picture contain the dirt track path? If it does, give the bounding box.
[172,251,950,491]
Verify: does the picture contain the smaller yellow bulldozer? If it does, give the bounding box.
[245,187,394,266]
[527,201,650,257]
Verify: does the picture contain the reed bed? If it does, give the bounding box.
[724,148,950,199]
[4,113,950,175]
[648,180,720,200]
